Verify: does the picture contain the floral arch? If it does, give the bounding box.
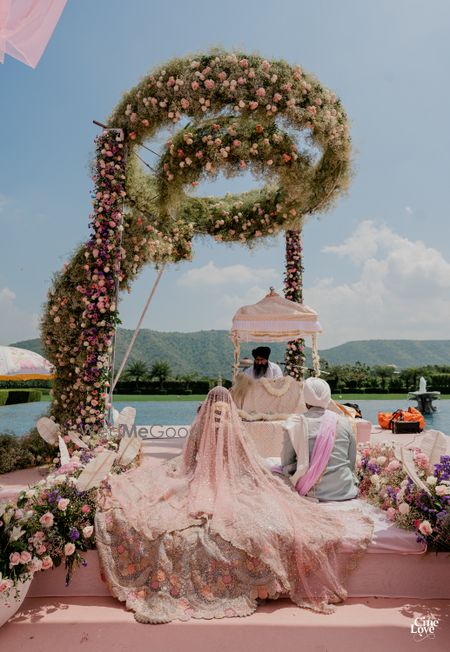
[42,50,351,432]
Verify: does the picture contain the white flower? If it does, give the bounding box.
[82,525,94,538]
[435,484,450,497]
[398,502,410,515]
[376,456,387,466]
[370,474,380,485]
[9,526,26,542]
[426,476,437,486]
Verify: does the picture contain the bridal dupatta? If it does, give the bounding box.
[95,387,373,623]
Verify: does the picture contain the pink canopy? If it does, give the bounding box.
[230,289,322,377]
[231,289,322,342]
[0,0,67,68]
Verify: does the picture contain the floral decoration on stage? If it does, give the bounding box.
[357,444,450,551]
[42,50,351,432]
[0,417,141,596]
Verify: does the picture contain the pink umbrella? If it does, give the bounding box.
[0,0,67,68]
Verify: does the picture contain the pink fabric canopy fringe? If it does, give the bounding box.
[0,0,66,68]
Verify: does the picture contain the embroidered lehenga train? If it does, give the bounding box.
[95,387,373,624]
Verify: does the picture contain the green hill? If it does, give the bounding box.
[10,332,450,378]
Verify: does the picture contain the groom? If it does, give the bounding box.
[281,377,358,501]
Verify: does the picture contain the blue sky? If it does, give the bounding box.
[1,0,450,348]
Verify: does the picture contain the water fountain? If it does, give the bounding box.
[408,376,440,414]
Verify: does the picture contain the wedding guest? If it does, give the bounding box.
[281,377,358,501]
[244,346,283,379]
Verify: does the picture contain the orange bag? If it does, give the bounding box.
[377,407,425,431]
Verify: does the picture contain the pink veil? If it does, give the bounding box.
[96,387,373,619]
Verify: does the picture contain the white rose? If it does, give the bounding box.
[435,485,450,497]
[370,475,380,485]
[426,476,437,486]
[82,526,94,538]
[398,502,410,515]
[376,456,387,466]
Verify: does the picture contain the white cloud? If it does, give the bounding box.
[178,261,279,288]
[306,221,450,347]
[0,287,40,344]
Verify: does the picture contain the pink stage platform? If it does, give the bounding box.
[1,432,449,650]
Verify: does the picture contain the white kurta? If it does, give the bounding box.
[244,361,283,379]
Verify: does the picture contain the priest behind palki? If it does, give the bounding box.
[244,346,283,379]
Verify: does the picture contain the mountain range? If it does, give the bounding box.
[10,331,450,379]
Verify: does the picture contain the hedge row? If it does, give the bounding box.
[0,389,42,405]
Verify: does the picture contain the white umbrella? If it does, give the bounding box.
[0,345,54,380]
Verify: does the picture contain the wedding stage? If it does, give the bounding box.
[1,430,449,651]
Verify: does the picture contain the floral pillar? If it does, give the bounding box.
[42,130,127,432]
[284,229,305,379]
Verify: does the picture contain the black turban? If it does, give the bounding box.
[252,346,271,359]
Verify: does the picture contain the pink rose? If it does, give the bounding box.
[387,460,400,472]
[414,452,429,468]
[386,508,397,521]
[204,79,215,90]
[57,498,70,511]
[273,93,282,103]
[249,101,259,110]
[418,520,433,536]
[29,558,43,572]
[39,512,54,528]
[0,578,14,593]
[180,98,190,109]
[239,58,249,68]
[435,484,450,497]
[20,551,32,564]
[64,542,76,556]
[256,87,266,97]
[191,81,199,91]
[81,504,91,514]
[9,552,22,566]
[41,556,54,571]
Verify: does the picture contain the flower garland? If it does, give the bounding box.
[284,230,306,379]
[357,444,450,551]
[42,50,351,432]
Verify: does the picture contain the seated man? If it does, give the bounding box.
[281,377,358,501]
[244,346,283,379]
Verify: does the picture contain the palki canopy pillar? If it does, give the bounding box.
[230,289,322,381]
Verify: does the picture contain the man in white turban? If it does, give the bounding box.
[280,377,358,501]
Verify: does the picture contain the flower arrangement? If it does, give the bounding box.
[357,444,450,551]
[284,229,305,379]
[42,50,351,433]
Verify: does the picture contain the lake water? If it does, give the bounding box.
[1,399,449,437]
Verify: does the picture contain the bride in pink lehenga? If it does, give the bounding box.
[95,387,373,623]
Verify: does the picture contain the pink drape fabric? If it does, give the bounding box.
[0,0,67,68]
[295,410,338,496]
[95,388,373,622]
